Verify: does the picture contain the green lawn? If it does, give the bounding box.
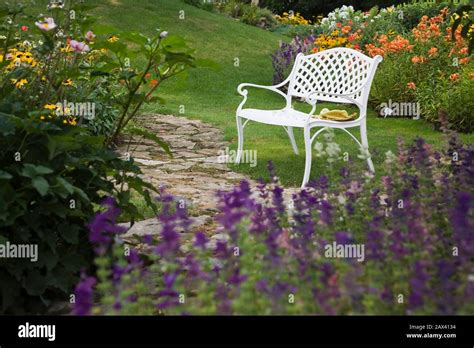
[34,0,474,186]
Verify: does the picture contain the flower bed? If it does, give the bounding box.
[76,124,474,315]
[271,4,474,132]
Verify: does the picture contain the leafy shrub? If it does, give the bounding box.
[395,1,454,32]
[0,1,194,313]
[416,72,474,132]
[219,0,247,18]
[241,5,277,29]
[0,112,158,314]
[270,23,319,38]
[183,0,203,7]
[75,127,474,315]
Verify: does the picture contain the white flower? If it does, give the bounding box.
[314,142,324,155]
[337,194,346,205]
[160,31,168,38]
[384,150,397,164]
[326,142,341,157]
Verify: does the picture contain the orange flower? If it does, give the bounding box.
[411,55,426,64]
[428,47,438,56]
[312,47,319,53]
[469,73,474,80]
[417,23,427,31]
[407,82,416,90]
[150,79,159,87]
[459,47,468,55]
[429,24,440,36]
[365,44,385,57]
[459,57,470,65]
[378,34,388,45]
[341,25,352,34]
[440,7,449,17]
[145,73,152,79]
[449,73,460,81]
[348,32,360,42]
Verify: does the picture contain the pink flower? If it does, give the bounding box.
[85,31,96,42]
[35,17,56,31]
[70,40,90,53]
[21,25,28,32]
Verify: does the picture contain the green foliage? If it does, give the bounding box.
[241,5,277,29]
[0,112,157,314]
[396,1,456,32]
[271,23,319,38]
[95,31,197,146]
[0,1,187,313]
[416,72,474,132]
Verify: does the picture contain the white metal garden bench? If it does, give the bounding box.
[235,47,383,188]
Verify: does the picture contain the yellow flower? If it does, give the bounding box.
[107,35,119,43]
[10,78,28,88]
[0,54,3,63]
[5,49,37,70]
[62,79,74,86]
[40,116,46,120]
[67,117,77,126]
[61,45,74,53]
[44,104,58,110]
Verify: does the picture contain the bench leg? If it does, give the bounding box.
[302,126,312,188]
[287,126,299,155]
[360,120,375,173]
[236,116,244,164]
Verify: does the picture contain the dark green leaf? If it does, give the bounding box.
[32,177,49,197]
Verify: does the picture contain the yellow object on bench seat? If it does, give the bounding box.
[313,108,357,121]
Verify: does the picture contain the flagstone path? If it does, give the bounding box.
[117,113,299,244]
